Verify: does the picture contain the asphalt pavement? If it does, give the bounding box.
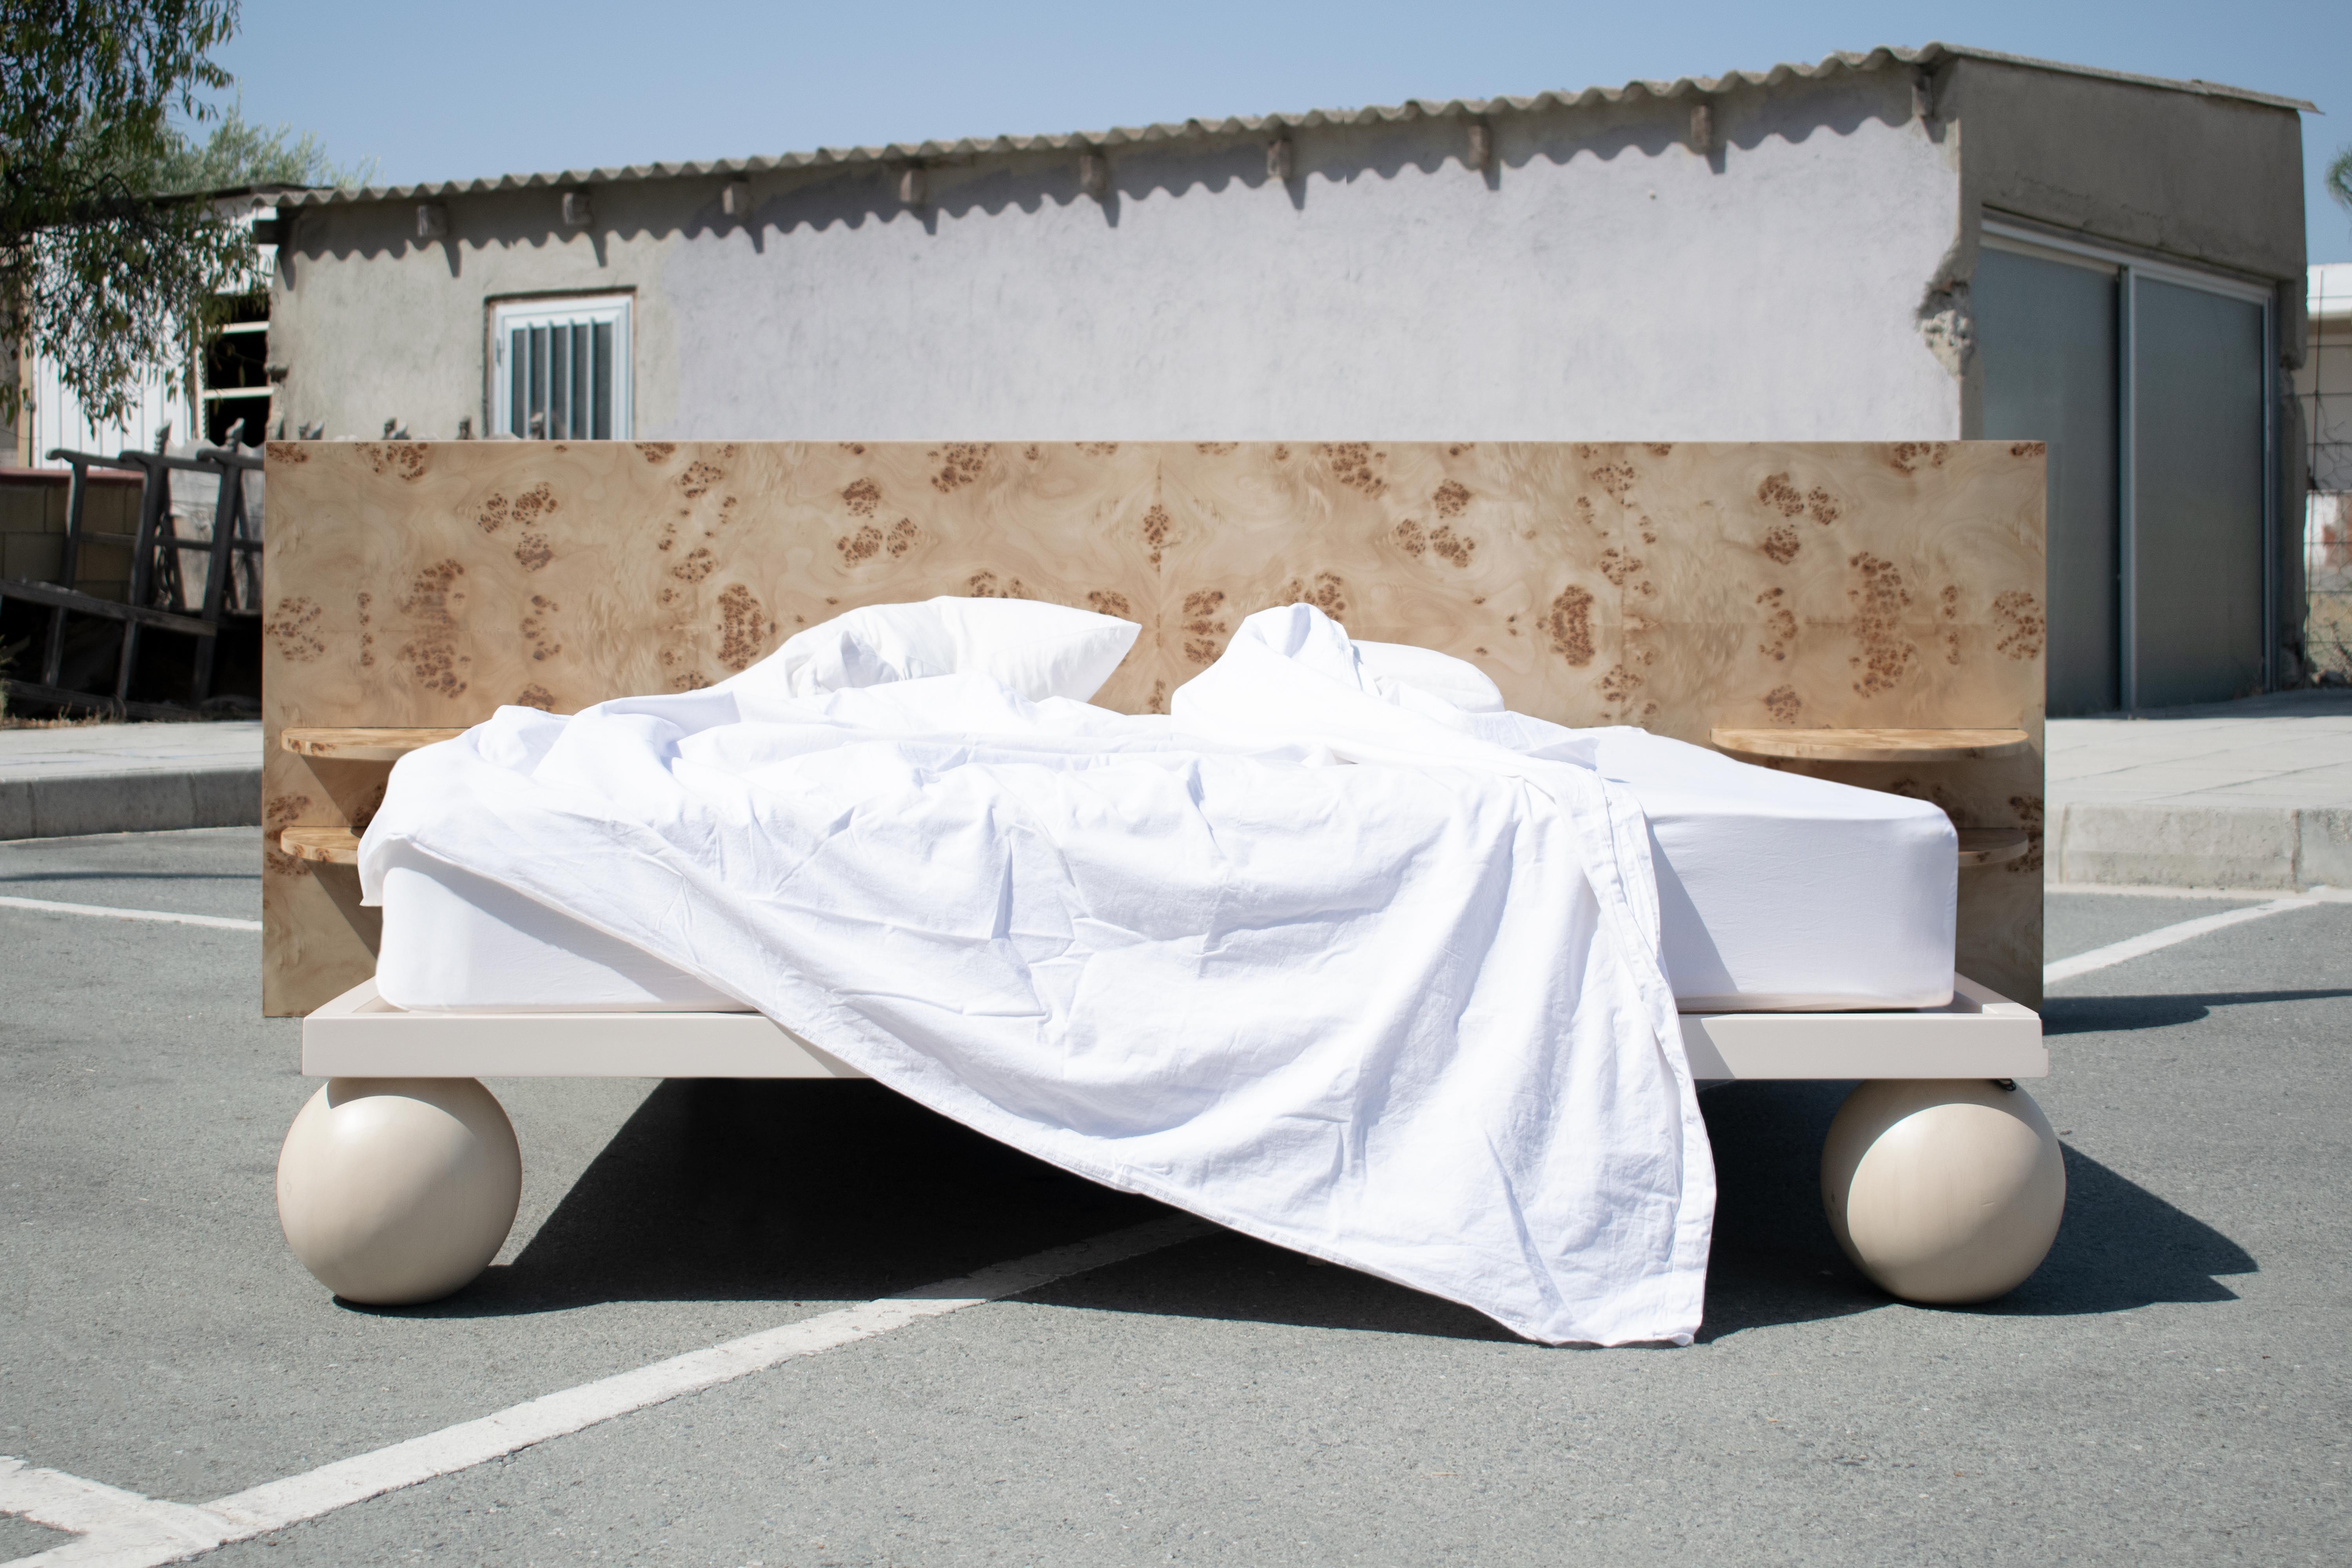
[2,827,2347,1564]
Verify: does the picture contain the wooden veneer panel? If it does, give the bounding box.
[262,440,2046,1014]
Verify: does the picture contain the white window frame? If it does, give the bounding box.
[490,293,633,439]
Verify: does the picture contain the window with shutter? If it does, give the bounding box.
[490,295,632,439]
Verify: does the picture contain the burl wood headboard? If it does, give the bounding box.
[261,440,2047,1015]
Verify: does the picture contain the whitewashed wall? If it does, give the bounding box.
[270,69,1968,445]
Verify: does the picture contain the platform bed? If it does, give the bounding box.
[279,974,2065,1321]
[265,439,2058,1330]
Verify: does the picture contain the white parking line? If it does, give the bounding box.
[0,896,260,933]
[0,1215,1204,1567]
[0,1463,232,1567]
[2044,886,2348,985]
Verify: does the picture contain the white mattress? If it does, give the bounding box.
[1591,729,1954,1011]
[373,728,1955,1016]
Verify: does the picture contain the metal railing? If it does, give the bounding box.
[0,439,264,719]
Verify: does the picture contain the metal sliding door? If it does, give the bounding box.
[2129,279,2269,707]
[1977,221,2274,712]
[1976,245,2120,715]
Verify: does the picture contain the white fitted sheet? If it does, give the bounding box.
[374,727,1954,1016]
[1592,729,1955,1011]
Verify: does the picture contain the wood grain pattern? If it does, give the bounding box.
[281,827,361,864]
[1711,727,2034,762]
[263,440,2047,1014]
[281,727,466,760]
[1956,828,2031,867]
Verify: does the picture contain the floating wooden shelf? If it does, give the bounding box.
[280,726,465,761]
[1711,727,2033,763]
[280,826,361,865]
[1956,828,2031,867]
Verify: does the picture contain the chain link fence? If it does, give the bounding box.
[2304,265,2351,684]
[2314,493,2351,682]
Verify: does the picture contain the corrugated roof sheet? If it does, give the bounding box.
[272,41,2316,209]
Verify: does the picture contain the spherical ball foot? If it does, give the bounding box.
[1821,1078,2065,1305]
[277,1077,522,1305]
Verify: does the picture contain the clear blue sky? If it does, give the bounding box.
[212,0,2351,262]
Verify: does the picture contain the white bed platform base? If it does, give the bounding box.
[300,973,2045,1082]
[279,973,2060,1313]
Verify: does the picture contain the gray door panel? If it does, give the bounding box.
[1976,247,2119,715]
[2131,279,2267,709]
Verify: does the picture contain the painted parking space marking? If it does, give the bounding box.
[2045,885,2347,985]
[0,1216,1204,1568]
[0,896,260,933]
[0,1461,234,1567]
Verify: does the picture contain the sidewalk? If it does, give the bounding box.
[0,721,261,840]
[2047,689,2352,890]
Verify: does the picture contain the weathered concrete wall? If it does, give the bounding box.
[1950,58,2306,285]
[268,67,1965,444]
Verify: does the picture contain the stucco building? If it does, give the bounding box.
[243,43,2314,710]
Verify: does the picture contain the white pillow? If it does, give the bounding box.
[1352,639,1506,713]
[735,595,1140,703]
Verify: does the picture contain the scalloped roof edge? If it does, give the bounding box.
[259,42,2316,209]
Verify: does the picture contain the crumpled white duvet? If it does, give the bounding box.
[359,601,1714,1345]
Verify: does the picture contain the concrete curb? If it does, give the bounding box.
[0,767,261,840]
[2049,802,2352,890]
